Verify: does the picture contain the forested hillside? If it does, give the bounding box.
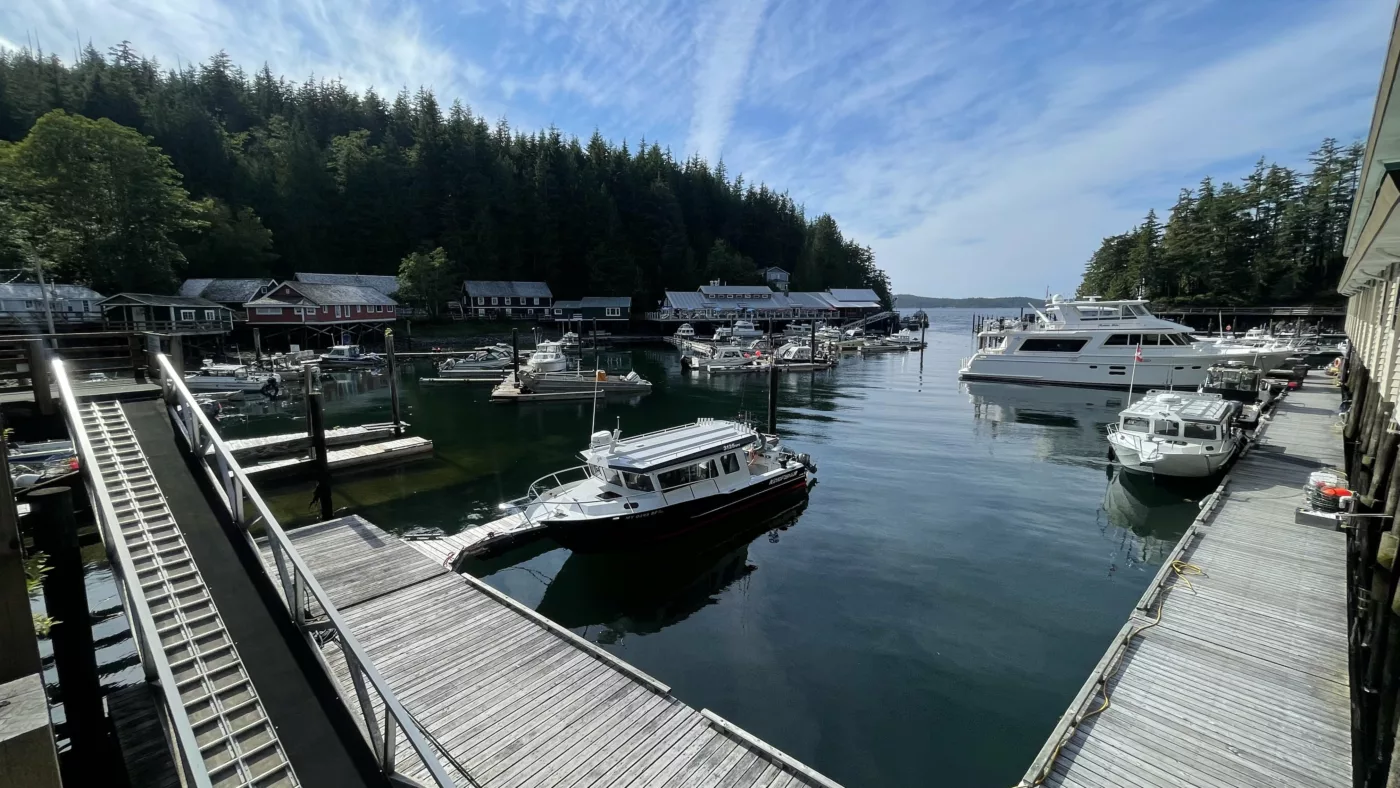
[1078,139,1362,305]
[0,44,891,307]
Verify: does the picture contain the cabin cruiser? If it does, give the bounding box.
[886,328,925,346]
[185,362,284,395]
[560,331,581,352]
[318,345,384,369]
[493,419,816,550]
[712,327,735,343]
[675,323,696,339]
[731,320,764,340]
[958,296,1296,389]
[526,340,568,373]
[784,323,813,337]
[515,368,653,395]
[1107,391,1241,478]
[703,346,754,370]
[1198,361,1282,430]
[438,346,515,375]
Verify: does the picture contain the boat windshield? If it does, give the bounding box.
[621,471,654,492]
[1121,417,1150,433]
[588,464,622,486]
[1183,422,1219,440]
[1153,420,1178,437]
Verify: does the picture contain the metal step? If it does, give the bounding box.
[81,401,298,788]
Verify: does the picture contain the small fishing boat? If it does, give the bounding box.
[732,320,764,340]
[493,418,816,550]
[526,340,569,373]
[515,368,653,395]
[561,331,582,352]
[702,346,755,370]
[712,326,735,344]
[318,345,385,369]
[784,323,813,337]
[858,341,907,355]
[886,328,925,347]
[1107,391,1241,478]
[438,346,515,376]
[675,323,696,339]
[1198,360,1284,430]
[185,362,284,395]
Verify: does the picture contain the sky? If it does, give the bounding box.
[1,0,1393,297]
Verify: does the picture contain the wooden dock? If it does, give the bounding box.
[223,423,403,461]
[244,436,433,481]
[259,515,842,788]
[1021,375,1350,787]
[404,512,550,567]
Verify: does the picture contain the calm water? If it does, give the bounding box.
[74,309,1210,785]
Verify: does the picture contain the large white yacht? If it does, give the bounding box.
[958,296,1296,389]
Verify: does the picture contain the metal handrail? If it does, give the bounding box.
[51,359,215,788]
[152,354,457,787]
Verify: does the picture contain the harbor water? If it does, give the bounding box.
[74,309,1209,786]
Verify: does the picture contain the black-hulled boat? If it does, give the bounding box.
[493,419,816,551]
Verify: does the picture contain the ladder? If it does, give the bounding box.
[81,400,297,788]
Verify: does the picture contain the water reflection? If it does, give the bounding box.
[964,381,1133,469]
[1098,469,1211,568]
[535,495,808,641]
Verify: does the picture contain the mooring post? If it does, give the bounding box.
[307,390,333,521]
[593,319,600,375]
[810,321,817,359]
[767,342,779,435]
[511,328,521,387]
[26,340,54,417]
[385,329,402,436]
[29,486,104,762]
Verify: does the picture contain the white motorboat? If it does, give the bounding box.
[886,328,925,346]
[1107,391,1241,478]
[675,323,696,339]
[319,345,384,369]
[526,340,569,373]
[561,331,581,351]
[491,419,816,551]
[516,368,654,395]
[702,346,755,370]
[843,327,866,340]
[784,323,813,337]
[185,362,284,395]
[958,296,1296,389]
[438,346,515,375]
[712,327,735,343]
[858,341,906,355]
[732,320,764,340]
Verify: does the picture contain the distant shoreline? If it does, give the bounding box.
[895,295,1039,309]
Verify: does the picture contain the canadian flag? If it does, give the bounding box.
[1135,344,1143,363]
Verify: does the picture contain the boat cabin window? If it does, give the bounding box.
[1127,304,1150,317]
[657,459,720,490]
[721,453,741,475]
[1121,417,1150,433]
[589,465,623,486]
[1103,334,1138,346]
[1183,422,1219,440]
[1019,338,1088,353]
[1154,420,1178,437]
[1079,306,1122,320]
[621,471,655,492]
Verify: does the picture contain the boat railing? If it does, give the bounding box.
[152,354,459,787]
[505,464,660,523]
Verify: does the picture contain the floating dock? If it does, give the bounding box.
[243,436,434,481]
[1021,375,1349,787]
[419,375,507,385]
[490,386,605,403]
[405,512,549,567]
[258,516,843,788]
[223,423,403,461]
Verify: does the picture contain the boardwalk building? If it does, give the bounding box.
[550,296,633,323]
[461,280,553,319]
[0,282,104,331]
[294,273,410,317]
[178,278,277,321]
[100,293,234,334]
[245,281,397,348]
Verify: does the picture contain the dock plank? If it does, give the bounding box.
[243,436,433,481]
[1023,373,1351,788]
[271,515,842,787]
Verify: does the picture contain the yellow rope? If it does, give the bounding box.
[1014,560,1204,787]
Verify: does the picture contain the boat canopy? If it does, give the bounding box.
[585,419,759,473]
[1121,391,1234,423]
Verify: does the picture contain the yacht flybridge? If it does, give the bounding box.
[495,419,816,550]
[958,296,1296,389]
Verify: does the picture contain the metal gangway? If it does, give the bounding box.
[54,354,457,787]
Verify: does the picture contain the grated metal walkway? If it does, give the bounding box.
[1022,376,1351,787]
[81,399,297,787]
[260,515,843,788]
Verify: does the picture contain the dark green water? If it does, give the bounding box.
[73,310,1208,785]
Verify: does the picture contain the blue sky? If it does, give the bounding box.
[2,0,1392,297]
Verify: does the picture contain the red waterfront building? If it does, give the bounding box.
[244,281,397,349]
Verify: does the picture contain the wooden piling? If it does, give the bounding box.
[26,341,53,416]
[307,391,333,521]
[511,328,520,384]
[385,329,402,436]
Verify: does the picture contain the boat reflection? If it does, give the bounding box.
[535,494,808,641]
[965,381,1136,468]
[1099,468,1212,567]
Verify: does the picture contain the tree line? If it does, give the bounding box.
[0,44,892,309]
[1077,138,1363,305]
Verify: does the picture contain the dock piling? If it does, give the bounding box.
[307,390,333,521]
[767,320,779,433]
[385,329,403,436]
[511,328,520,386]
[26,340,53,416]
[29,486,104,764]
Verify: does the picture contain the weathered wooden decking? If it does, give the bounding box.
[1023,375,1351,787]
[223,423,402,461]
[243,436,433,481]
[261,516,840,788]
[404,512,548,567]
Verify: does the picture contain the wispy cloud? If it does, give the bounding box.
[686,0,769,163]
[1,0,1389,295]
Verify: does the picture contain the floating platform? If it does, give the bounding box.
[489,385,605,403]
[258,515,843,788]
[243,436,434,481]
[419,375,508,385]
[405,511,548,566]
[223,423,404,461]
[1022,374,1349,787]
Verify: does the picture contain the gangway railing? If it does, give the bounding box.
[153,354,459,787]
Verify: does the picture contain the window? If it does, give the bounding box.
[204,309,216,321]
[528,309,535,315]
[606,307,621,317]
[657,459,720,490]
[1018,338,1088,353]
[477,308,486,316]
[1122,417,1150,433]
[334,305,344,318]
[554,308,562,316]
[1183,422,1219,440]
[476,296,484,305]
[721,453,741,474]
[533,297,540,305]
[179,309,195,320]
[1180,334,1199,343]
[1080,306,1122,320]
[491,297,499,305]
[23,300,35,309]
[1154,420,1178,437]
[621,472,654,492]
